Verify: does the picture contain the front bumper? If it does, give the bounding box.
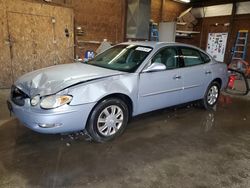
[7,99,95,134]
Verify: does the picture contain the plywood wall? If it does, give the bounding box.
[24,0,72,7]
[0,0,74,88]
[0,0,13,88]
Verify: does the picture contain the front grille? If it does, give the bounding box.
[11,85,29,106]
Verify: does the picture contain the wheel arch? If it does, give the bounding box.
[203,78,222,99]
[85,93,133,142]
[88,93,134,122]
[212,78,222,88]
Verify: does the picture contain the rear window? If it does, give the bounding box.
[200,52,211,63]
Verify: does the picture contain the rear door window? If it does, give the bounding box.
[179,47,204,67]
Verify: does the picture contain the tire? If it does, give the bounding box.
[86,98,129,143]
[202,81,220,110]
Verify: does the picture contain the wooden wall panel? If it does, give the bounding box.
[73,0,125,42]
[197,16,230,50]
[53,6,74,64]
[177,17,230,48]
[73,0,126,57]
[177,16,231,61]
[0,0,13,88]
[21,0,72,7]
[151,0,188,23]
[0,0,74,88]
[151,0,162,23]
[73,0,186,55]
[227,14,250,64]
[7,12,57,81]
[177,14,250,64]
[162,0,188,22]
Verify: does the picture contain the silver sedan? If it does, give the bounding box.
[8,42,228,142]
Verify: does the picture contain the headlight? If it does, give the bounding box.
[30,95,40,106]
[40,95,72,109]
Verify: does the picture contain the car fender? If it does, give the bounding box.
[68,74,139,107]
[210,62,228,89]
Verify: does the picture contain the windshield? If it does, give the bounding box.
[87,44,152,72]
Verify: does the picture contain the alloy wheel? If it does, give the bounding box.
[97,105,124,136]
[207,85,219,105]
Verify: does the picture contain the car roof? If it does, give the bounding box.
[120,41,173,48]
[120,41,201,50]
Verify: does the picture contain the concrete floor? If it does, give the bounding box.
[0,90,250,188]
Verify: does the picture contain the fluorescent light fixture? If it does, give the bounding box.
[174,0,191,3]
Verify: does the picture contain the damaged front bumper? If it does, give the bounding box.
[7,99,95,134]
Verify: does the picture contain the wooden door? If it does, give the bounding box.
[7,12,56,82]
[0,1,74,88]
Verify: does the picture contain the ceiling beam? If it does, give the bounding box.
[191,0,249,8]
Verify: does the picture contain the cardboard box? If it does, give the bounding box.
[178,7,198,26]
[181,12,196,24]
[191,19,198,26]
[176,23,194,31]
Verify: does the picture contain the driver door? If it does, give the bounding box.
[137,47,183,114]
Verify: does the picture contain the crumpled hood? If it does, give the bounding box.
[15,63,123,97]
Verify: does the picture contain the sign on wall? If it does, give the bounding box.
[206,32,228,62]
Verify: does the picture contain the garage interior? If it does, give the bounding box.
[1,0,250,187]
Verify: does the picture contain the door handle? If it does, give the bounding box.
[205,71,212,74]
[173,75,181,79]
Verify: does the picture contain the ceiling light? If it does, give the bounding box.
[173,0,190,3]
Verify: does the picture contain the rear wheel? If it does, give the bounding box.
[202,81,220,110]
[86,98,129,142]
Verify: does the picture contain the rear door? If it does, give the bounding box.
[178,46,213,103]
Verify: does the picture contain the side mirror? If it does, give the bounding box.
[143,62,166,73]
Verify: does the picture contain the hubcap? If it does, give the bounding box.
[97,105,124,136]
[207,85,219,105]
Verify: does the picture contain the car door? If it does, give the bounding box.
[178,46,213,103]
[137,47,183,114]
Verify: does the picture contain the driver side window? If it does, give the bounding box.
[152,47,178,69]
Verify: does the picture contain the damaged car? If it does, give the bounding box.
[7,42,228,142]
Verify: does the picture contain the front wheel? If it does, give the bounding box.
[86,98,129,142]
[202,81,220,110]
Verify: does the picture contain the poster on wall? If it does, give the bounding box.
[206,33,228,62]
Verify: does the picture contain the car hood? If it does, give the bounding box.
[15,63,123,97]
